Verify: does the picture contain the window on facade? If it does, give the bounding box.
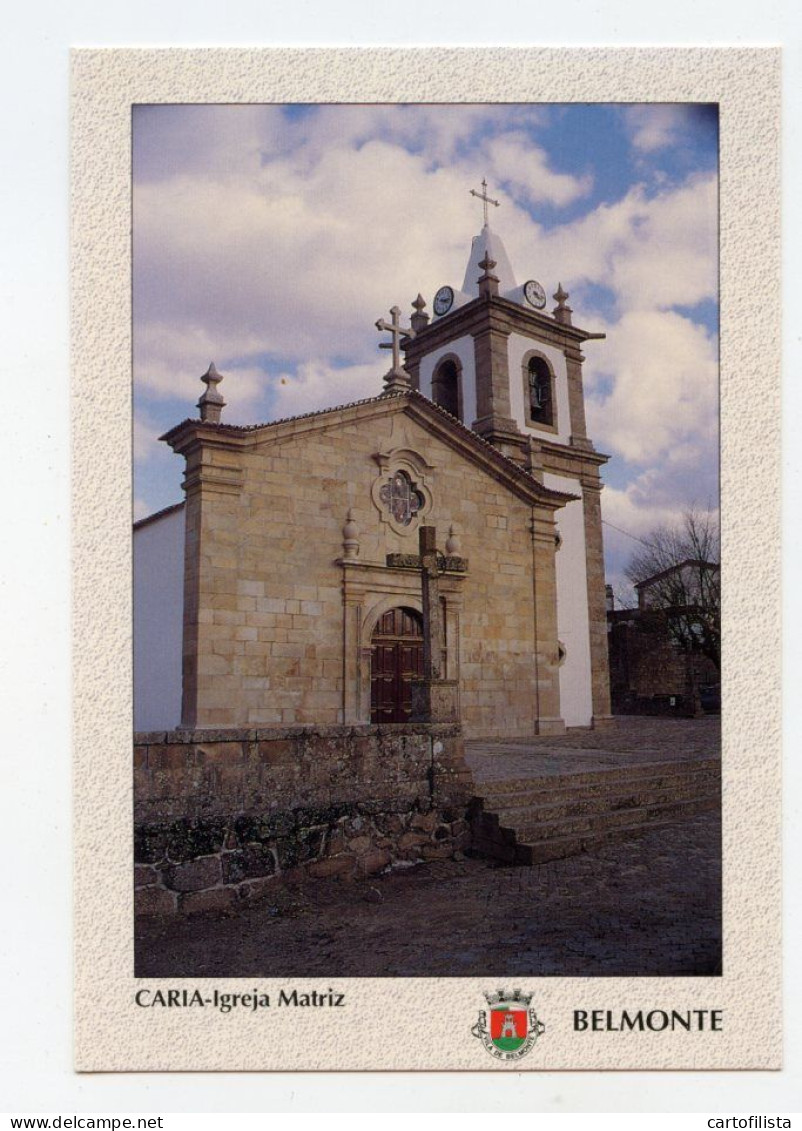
[432,358,461,421]
[527,356,554,427]
[379,470,424,527]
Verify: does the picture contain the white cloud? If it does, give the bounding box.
[527,174,717,313]
[134,408,162,463]
[270,359,385,420]
[585,309,718,465]
[133,109,594,394]
[623,105,702,153]
[135,320,268,413]
[484,132,592,207]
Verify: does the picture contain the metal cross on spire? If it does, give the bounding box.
[469,178,500,226]
[375,305,415,391]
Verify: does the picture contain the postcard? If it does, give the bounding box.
[72,46,781,1071]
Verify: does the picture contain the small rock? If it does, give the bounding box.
[363,886,383,904]
[308,854,355,879]
[358,848,391,876]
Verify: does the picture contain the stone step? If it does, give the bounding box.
[469,756,721,866]
[472,793,719,848]
[477,767,720,813]
[510,795,719,842]
[474,759,720,801]
[480,781,721,827]
[515,807,720,865]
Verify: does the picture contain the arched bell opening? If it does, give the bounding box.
[522,351,557,430]
[431,356,463,422]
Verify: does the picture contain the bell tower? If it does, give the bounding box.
[401,185,613,728]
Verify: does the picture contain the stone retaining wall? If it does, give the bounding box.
[134,722,472,915]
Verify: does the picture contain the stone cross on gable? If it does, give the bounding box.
[469,177,500,226]
[375,305,415,391]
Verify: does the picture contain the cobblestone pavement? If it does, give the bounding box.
[136,717,721,979]
[468,715,721,783]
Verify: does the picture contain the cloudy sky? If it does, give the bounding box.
[133,102,719,598]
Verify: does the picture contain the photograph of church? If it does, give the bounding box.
[132,104,721,976]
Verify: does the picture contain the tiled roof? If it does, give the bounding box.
[133,500,185,530]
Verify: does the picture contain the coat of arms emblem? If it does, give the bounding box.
[472,989,545,1061]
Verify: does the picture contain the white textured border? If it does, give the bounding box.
[72,47,781,1072]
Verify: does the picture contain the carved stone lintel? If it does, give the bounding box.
[386,552,468,573]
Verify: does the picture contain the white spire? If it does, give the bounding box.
[461,224,518,297]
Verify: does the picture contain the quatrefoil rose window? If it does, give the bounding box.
[371,448,434,536]
[379,470,425,528]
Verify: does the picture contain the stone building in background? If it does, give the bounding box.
[607,561,721,716]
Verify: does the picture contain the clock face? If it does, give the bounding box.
[433,285,454,316]
[524,279,547,310]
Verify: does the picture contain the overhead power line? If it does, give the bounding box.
[601,519,657,549]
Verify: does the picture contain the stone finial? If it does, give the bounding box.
[197,362,226,423]
[478,250,499,299]
[445,524,461,555]
[342,509,360,559]
[410,293,429,333]
[553,282,573,326]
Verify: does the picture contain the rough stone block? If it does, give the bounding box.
[257,739,296,765]
[398,831,431,850]
[166,818,228,862]
[134,865,158,889]
[347,835,372,854]
[410,812,438,833]
[307,854,355,879]
[134,732,167,746]
[147,745,187,772]
[165,855,222,892]
[134,824,169,865]
[357,848,391,876]
[192,742,246,765]
[135,886,177,917]
[421,842,457,861]
[239,875,281,902]
[222,844,276,885]
[379,813,408,835]
[179,886,237,914]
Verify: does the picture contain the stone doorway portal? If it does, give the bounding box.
[370,606,424,724]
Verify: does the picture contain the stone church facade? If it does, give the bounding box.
[137,218,611,739]
[133,212,614,912]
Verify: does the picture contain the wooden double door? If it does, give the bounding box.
[370,607,424,724]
